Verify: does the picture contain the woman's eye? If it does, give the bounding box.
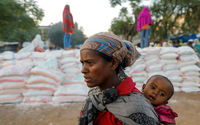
[87,61,93,65]
[80,61,84,65]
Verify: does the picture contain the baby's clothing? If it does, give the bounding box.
[154,105,178,124]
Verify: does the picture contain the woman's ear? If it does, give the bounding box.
[111,58,119,71]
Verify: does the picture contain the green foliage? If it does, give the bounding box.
[48,22,64,48]
[151,0,200,40]
[0,0,44,50]
[110,7,137,40]
[71,23,87,48]
[109,0,200,41]
[110,1,142,40]
[109,0,127,7]
[48,22,86,49]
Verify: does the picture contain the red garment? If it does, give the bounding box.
[137,7,152,32]
[154,105,178,124]
[63,5,74,34]
[94,77,140,125]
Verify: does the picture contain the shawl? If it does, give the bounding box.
[63,5,74,34]
[137,7,152,32]
[79,87,159,125]
[154,105,178,124]
[80,32,140,68]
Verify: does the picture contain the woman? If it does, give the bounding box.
[137,7,152,48]
[79,32,159,125]
[63,4,74,49]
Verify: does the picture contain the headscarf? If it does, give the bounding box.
[137,7,153,32]
[63,5,74,34]
[80,32,140,68]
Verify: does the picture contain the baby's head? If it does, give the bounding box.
[142,75,174,106]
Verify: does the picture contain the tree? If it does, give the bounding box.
[48,22,64,48]
[109,0,200,41]
[0,0,44,50]
[110,7,141,40]
[151,0,200,40]
[109,0,142,40]
[48,22,87,49]
[71,23,87,47]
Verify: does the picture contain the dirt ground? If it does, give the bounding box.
[0,92,199,125]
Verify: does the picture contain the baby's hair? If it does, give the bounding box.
[146,75,174,100]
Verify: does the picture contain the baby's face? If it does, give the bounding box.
[143,77,173,106]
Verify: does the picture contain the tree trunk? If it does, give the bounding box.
[17,41,23,51]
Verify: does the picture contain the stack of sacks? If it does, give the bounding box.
[62,73,85,85]
[160,47,182,91]
[61,49,83,85]
[31,52,47,67]
[0,51,33,104]
[59,49,81,75]
[53,49,89,103]
[177,46,200,92]
[142,47,164,77]
[53,83,89,103]
[45,50,63,61]
[126,52,147,91]
[23,57,64,103]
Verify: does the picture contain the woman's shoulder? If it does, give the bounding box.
[107,92,158,117]
[106,92,159,125]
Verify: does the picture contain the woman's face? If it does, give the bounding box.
[142,77,173,106]
[80,49,114,89]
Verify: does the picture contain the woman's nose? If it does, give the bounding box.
[81,64,88,74]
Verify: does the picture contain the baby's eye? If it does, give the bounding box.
[151,85,156,89]
[160,92,165,97]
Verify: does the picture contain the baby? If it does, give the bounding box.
[142,75,178,125]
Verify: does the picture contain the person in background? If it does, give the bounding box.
[167,40,173,47]
[173,40,180,48]
[149,42,154,47]
[187,39,193,48]
[157,43,161,47]
[63,4,74,49]
[137,7,153,48]
[162,41,168,47]
[142,75,178,125]
[18,34,45,53]
[33,34,45,52]
[79,32,159,125]
[179,41,183,46]
[194,39,200,57]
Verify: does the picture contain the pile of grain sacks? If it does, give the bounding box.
[0,46,199,104]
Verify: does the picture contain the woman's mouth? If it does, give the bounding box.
[84,77,91,82]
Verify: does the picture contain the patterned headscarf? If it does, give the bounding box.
[80,32,140,68]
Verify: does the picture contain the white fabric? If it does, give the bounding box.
[18,34,44,53]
